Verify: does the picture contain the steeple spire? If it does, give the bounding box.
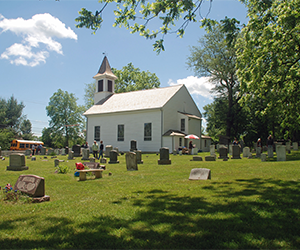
[93,56,117,80]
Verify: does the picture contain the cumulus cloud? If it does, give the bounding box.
[168,75,215,99]
[0,13,77,66]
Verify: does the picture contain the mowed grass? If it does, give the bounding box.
[1,151,300,249]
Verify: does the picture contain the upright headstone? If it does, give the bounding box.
[81,148,90,160]
[218,146,228,159]
[243,147,250,158]
[130,140,137,151]
[255,147,262,158]
[293,142,298,151]
[277,145,286,161]
[193,156,203,161]
[210,145,215,156]
[54,159,60,167]
[105,145,113,158]
[229,144,233,156]
[173,149,177,155]
[68,151,74,160]
[158,147,171,165]
[40,147,46,155]
[72,145,81,157]
[261,153,267,162]
[136,150,143,164]
[14,174,46,197]
[7,153,28,171]
[126,152,138,171]
[54,149,60,155]
[61,148,66,155]
[286,142,291,152]
[231,145,241,159]
[109,150,119,164]
[189,168,211,180]
[25,149,31,156]
[205,155,216,161]
[47,148,54,155]
[267,145,274,158]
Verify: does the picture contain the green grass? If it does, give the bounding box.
[1,151,300,249]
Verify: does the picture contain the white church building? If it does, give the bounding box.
[83,56,202,153]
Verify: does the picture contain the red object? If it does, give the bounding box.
[75,162,85,170]
[185,134,200,139]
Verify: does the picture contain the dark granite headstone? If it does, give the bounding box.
[218,146,228,159]
[189,168,211,180]
[219,135,230,146]
[14,174,45,197]
[7,153,28,171]
[231,145,241,159]
[158,147,171,165]
[109,150,119,164]
[72,145,81,157]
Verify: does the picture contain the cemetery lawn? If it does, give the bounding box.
[1,152,300,249]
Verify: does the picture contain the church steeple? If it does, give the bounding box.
[93,56,117,104]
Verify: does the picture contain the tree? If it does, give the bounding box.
[236,0,300,140]
[0,96,24,130]
[20,118,32,135]
[84,63,160,109]
[74,0,242,53]
[0,128,15,150]
[46,89,85,147]
[187,23,243,139]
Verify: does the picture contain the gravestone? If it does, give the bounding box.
[216,144,220,153]
[54,159,60,167]
[31,157,36,161]
[7,153,28,171]
[261,154,267,162]
[286,142,291,152]
[219,135,230,146]
[90,158,95,162]
[105,145,113,158]
[231,145,241,159]
[65,147,69,154]
[61,148,66,155]
[100,158,107,163]
[248,153,253,159]
[54,149,60,155]
[218,146,228,159]
[173,150,177,155]
[40,147,46,155]
[136,150,143,164]
[243,147,250,158]
[130,140,137,151]
[47,148,54,155]
[14,174,46,198]
[81,148,90,160]
[189,168,211,180]
[158,147,171,165]
[192,147,198,155]
[277,145,286,161]
[114,147,119,155]
[25,149,31,156]
[293,142,298,151]
[109,150,119,164]
[229,144,233,156]
[72,145,81,157]
[267,146,274,158]
[255,147,262,158]
[192,156,203,161]
[126,152,138,171]
[68,151,74,160]
[205,155,216,161]
[210,145,215,156]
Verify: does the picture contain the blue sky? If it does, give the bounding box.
[0,0,248,136]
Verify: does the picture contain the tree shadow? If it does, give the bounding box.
[1,180,300,249]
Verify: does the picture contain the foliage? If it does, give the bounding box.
[236,0,300,141]
[0,128,15,150]
[46,89,85,147]
[41,127,54,148]
[1,184,31,204]
[84,63,160,109]
[20,118,32,135]
[75,0,227,53]
[187,23,243,139]
[56,165,69,174]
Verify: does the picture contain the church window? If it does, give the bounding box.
[94,126,100,141]
[98,80,103,92]
[179,138,182,146]
[118,125,124,141]
[144,123,152,141]
[108,80,112,92]
[181,119,185,131]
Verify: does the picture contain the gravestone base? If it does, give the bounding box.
[7,166,29,171]
[205,155,216,161]
[158,159,171,165]
[192,156,203,161]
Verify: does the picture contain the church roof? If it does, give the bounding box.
[93,56,117,79]
[83,84,184,116]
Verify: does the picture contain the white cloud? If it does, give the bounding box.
[168,75,215,99]
[0,13,77,66]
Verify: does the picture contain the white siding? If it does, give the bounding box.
[86,109,162,152]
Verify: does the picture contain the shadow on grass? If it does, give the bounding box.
[1,179,300,249]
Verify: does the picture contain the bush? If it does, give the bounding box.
[56,165,69,174]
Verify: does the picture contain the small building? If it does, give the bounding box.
[201,135,212,152]
[83,56,202,152]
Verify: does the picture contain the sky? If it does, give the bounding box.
[0,0,248,136]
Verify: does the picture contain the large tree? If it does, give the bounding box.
[46,89,85,147]
[74,0,246,53]
[187,23,243,139]
[236,0,300,140]
[0,96,24,130]
[84,63,160,109]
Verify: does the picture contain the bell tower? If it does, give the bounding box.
[93,56,118,104]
